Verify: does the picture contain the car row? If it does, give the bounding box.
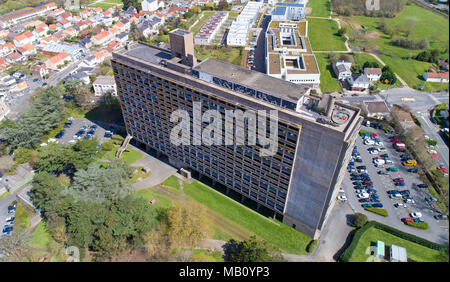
[2,203,16,236]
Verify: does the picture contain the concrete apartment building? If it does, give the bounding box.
[265,21,320,88]
[93,75,118,96]
[111,29,361,239]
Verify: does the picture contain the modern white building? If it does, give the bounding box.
[194,12,228,45]
[141,0,165,12]
[333,60,352,80]
[93,75,117,96]
[271,2,306,21]
[265,20,320,88]
[227,1,263,46]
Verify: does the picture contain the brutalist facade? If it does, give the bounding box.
[111,29,362,239]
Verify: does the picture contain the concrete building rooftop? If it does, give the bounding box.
[120,42,172,64]
[193,57,311,102]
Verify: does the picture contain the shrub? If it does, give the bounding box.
[426,139,437,146]
[13,147,35,164]
[111,134,125,145]
[406,222,429,230]
[365,208,388,217]
[101,140,114,151]
[353,213,368,228]
[306,240,318,253]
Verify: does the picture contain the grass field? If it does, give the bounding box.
[308,18,347,51]
[307,0,331,17]
[88,0,123,10]
[340,3,449,91]
[129,166,151,184]
[106,145,144,164]
[29,221,52,250]
[161,175,181,193]
[353,53,403,89]
[0,191,10,200]
[350,226,449,262]
[13,203,30,232]
[314,53,342,93]
[135,187,174,210]
[183,181,312,254]
[195,45,244,66]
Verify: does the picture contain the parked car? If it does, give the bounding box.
[337,195,347,201]
[394,178,405,182]
[410,212,422,218]
[425,197,438,202]
[434,214,448,220]
[394,203,407,208]
[402,217,413,223]
[359,198,370,203]
[407,168,419,173]
[104,131,113,138]
[417,184,429,189]
[372,203,383,208]
[395,182,406,186]
[378,170,388,175]
[2,226,13,235]
[404,198,415,204]
[386,167,399,172]
[361,203,372,208]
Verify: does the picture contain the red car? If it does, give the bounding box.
[402,217,413,223]
[391,138,399,143]
[363,181,373,186]
[394,178,405,182]
[352,93,359,96]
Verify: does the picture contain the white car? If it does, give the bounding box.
[47,138,57,143]
[394,203,407,208]
[357,192,370,199]
[378,147,387,152]
[428,149,437,154]
[375,142,384,146]
[369,150,379,155]
[339,188,345,193]
[404,198,415,204]
[364,139,375,145]
[337,195,347,201]
[410,212,422,218]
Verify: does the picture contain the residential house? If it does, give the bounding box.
[63,27,78,38]
[80,55,97,68]
[49,7,65,18]
[80,38,93,49]
[0,57,10,72]
[107,40,121,51]
[332,60,352,80]
[0,2,57,28]
[58,18,72,29]
[48,24,60,32]
[13,31,35,47]
[17,43,36,56]
[363,101,390,119]
[58,12,72,22]
[0,42,15,57]
[81,9,92,19]
[64,71,90,84]
[75,21,88,31]
[93,75,117,96]
[364,68,382,82]
[45,51,72,70]
[93,49,111,64]
[141,0,165,12]
[6,51,24,63]
[120,19,131,32]
[93,7,103,14]
[423,69,449,83]
[438,59,449,71]
[30,64,49,78]
[33,26,48,37]
[116,33,129,45]
[11,81,28,92]
[93,30,111,46]
[347,74,370,91]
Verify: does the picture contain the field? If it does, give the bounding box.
[88,0,124,10]
[308,18,347,51]
[13,203,30,232]
[106,145,144,164]
[350,226,449,262]
[314,53,342,93]
[340,3,449,91]
[307,0,331,17]
[353,53,403,89]
[195,45,244,67]
[183,181,312,254]
[161,175,181,193]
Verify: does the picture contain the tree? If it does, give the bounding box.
[166,200,211,248]
[363,61,380,69]
[338,26,348,36]
[353,213,368,228]
[30,172,66,210]
[33,143,72,175]
[122,0,140,10]
[224,236,283,262]
[380,65,397,84]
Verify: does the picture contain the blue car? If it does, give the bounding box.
[372,203,383,208]
[368,189,377,194]
[362,203,373,208]
[395,182,406,186]
[359,198,370,203]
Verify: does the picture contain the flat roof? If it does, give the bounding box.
[119,42,172,65]
[193,57,310,102]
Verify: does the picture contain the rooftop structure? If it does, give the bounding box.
[265,20,320,87]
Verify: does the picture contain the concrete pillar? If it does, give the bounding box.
[257,203,261,211]
[226,187,230,195]
[241,195,245,203]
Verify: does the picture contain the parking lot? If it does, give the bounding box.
[50,118,113,146]
[341,123,449,244]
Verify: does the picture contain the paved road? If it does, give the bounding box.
[342,125,449,244]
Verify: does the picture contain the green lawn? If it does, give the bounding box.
[135,187,174,210]
[350,226,449,262]
[88,0,123,10]
[314,53,342,93]
[353,53,403,89]
[29,221,52,250]
[161,175,180,193]
[183,181,312,254]
[343,3,449,91]
[195,45,244,66]
[0,191,10,200]
[129,166,151,184]
[191,249,224,262]
[308,18,347,51]
[106,146,144,164]
[307,0,331,17]
[14,203,30,232]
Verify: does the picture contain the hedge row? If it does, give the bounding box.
[306,240,318,253]
[365,208,388,217]
[406,221,429,230]
[339,221,449,262]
